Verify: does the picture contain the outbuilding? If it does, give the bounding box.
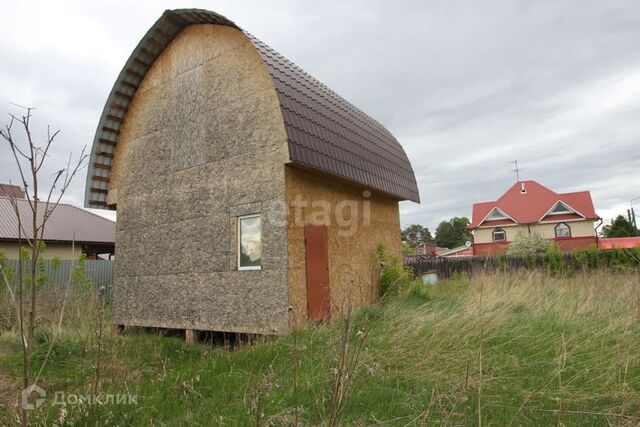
[85,9,419,337]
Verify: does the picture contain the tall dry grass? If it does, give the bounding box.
[370,269,640,424]
[0,269,638,425]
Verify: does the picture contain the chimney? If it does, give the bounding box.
[520,182,527,194]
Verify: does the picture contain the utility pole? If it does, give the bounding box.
[632,196,640,230]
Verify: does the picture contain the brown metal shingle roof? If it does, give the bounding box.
[85,8,420,208]
[0,197,115,243]
[0,184,26,199]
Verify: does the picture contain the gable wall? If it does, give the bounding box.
[285,166,402,329]
[110,25,291,334]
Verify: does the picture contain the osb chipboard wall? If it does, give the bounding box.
[110,24,290,335]
[285,166,402,329]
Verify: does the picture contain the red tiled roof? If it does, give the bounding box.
[598,237,640,249]
[540,213,584,222]
[476,219,516,227]
[470,181,598,229]
[0,197,115,243]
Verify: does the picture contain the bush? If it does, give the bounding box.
[507,232,551,257]
[545,244,564,275]
[574,244,599,270]
[376,244,413,298]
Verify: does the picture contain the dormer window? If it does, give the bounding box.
[486,208,508,221]
[549,202,573,215]
[492,227,506,242]
[555,222,571,238]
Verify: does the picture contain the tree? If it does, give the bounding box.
[434,217,471,249]
[507,231,551,257]
[602,215,639,238]
[0,107,86,426]
[401,224,433,249]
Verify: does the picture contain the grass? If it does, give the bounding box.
[0,270,639,425]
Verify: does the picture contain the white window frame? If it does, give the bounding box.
[555,222,571,238]
[237,214,262,271]
[493,227,507,242]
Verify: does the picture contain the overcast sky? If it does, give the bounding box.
[1,0,639,231]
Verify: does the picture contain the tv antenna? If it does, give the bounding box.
[511,160,522,182]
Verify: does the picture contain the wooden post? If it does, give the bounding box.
[111,324,124,337]
[185,329,197,345]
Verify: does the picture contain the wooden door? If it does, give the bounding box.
[304,224,330,322]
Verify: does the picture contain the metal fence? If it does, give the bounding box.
[2,259,114,298]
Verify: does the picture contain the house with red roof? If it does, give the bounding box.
[469,181,600,256]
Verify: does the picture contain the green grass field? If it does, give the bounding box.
[0,270,639,425]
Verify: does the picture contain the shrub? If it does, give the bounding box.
[376,244,413,298]
[574,244,599,270]
[507,232,551,257]
[545,244,564,275]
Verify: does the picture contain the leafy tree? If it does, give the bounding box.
[434,217,471,249]
[401,224,433,249]
[507,232,551,257]
[602,215,639,237]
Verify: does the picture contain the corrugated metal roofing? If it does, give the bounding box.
[85,8,420,208]
[0,197,115,243]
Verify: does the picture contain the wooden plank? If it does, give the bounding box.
[139,47,156,58]
[94,162,112,171]
[126,69,144,79]
[99,138,117,146]
[97,151,114,159]
[147,37,162,49]
[110,103,127,112]
[101,126,120,135]
[154,27,169,39]
[90,188,109,194]
[133,58,150,67]
[92,175,110,182]
[114,90,132,100]
[120,80,137,89]
[105,115,122,123]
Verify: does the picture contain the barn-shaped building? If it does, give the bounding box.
[85,9,419,337]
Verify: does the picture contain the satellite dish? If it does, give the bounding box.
[465,241,472,247]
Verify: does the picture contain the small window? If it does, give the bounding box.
[550,202,572,215]
[486,208,508,221]
[238,214,262,270]
[492,227,506,242]
[555,222,571,238]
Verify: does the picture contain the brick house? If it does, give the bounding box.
[469,181,600,256]
[84,9,419,337]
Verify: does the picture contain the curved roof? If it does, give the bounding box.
[85,8,420,209]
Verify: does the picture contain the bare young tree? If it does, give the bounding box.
[0,106,87,426]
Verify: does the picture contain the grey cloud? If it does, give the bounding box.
[0,0,638,231]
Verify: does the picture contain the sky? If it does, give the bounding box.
[0,0,639,231]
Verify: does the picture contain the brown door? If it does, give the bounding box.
[304,224,330,322]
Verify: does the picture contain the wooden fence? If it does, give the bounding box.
[2,259,114,299]
[404,251,639,279]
